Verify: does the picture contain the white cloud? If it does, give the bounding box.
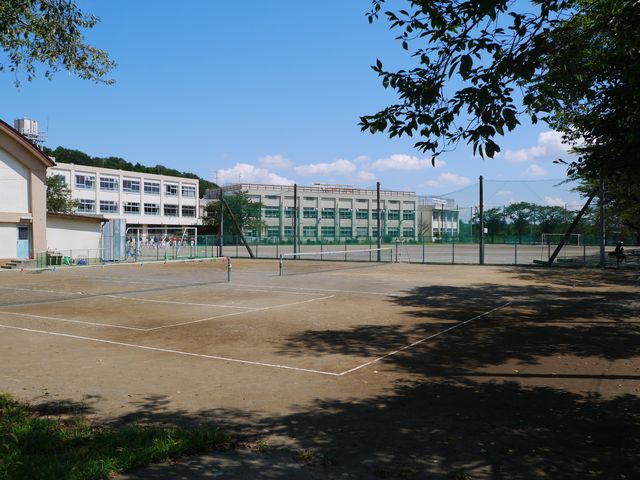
[356,170,376,183]
[216,163,294,185]
[544,196,566,207]
[504,131,571,163]
[523,164,548,176]
[354,155,370,164]
[496,190,513,197]
[294,159,356,176]
[371,154,435,171]
[258,154,291,169]
[423,172,472,189]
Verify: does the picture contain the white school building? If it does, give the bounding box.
[205,183,460,241]
[47,163,200,239]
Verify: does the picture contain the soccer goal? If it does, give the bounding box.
[541,233,582,246]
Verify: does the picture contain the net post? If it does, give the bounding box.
[389,248,392,263]
[227,256,231,282]
[583,243,586,263]
[395,240,399,263]
[320,242,323,261]
[514,242,518,265]
[451,239,455,265]
[344,241,347,261]
[279,254,284,276]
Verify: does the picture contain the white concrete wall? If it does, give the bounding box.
[46,217,102,253]
[0,224,17,259]
[0,147,29,213]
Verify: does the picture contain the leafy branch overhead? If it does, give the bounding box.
[360,0,639,180]
[0,0,116,85]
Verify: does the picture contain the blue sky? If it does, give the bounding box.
[2,1,579,206]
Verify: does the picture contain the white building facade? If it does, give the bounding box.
[48,163,200,238]
[209,183,419,241]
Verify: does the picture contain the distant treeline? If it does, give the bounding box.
[43,146,216,198]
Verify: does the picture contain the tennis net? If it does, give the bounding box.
[278,247,393,276]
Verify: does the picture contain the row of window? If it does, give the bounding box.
[71,175,196,197]
[264,207,415,220]
[76,199,196,217]
[263,227,416,238]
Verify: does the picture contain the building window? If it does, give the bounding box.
[144,181,160,195]
[283,226,293,237]
[75,174,95,189]
[100,177,118,191]
[164,204,178,216]
[321,227,335,238]
[123,179,140,192]
[303,207,317,219]
[124,202,140,214]
[356,209,368,219]
[144,203,160,215]
[372,210,383,220]
[303,197,316,201]
[164,183,178,196]
[53,174,66,184]
[182,205,196,217]
[303,226,316,237]
[100,200,118,213]
[403,228,415,238]
[339,208,352,219]
[387,210,400,220]
[181,185,196,198]
[284,207,295,218]
[265,195,279,200]
[264,206,279,218]
[387,228,399,237]
[339,227,352,237]
[403,210,415,220]
[321,208,335,219]
[77,199,95,213]
[356,227,368,237]
[267,227,279,238]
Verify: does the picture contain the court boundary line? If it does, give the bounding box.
[0,294,335,332]
[0,324,340,376]
[0,301,512,376]
[337,302,513,375]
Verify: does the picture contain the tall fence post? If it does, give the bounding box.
[514,242,518,265]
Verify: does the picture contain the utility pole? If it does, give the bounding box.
[376,181,381,261]
[479,175,485,265]
[293,184,298,258]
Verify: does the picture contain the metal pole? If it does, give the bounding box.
[376,181,381,261]
[515,242,518,265]
[479,175,485,265]
[452,238,455,265]
[279,254,283,276]
[293,184,298,259]
[219,188,224,257]
[599,176,606,267]
[226,256,231,282]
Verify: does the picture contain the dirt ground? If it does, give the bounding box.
[0,259,638,479]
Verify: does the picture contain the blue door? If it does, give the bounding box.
[16,225,30,259]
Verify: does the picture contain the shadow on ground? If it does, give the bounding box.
[105,377,640,479]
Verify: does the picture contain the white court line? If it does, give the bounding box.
[0,310,147,331]
[149,294,336,330]
[0,285,82,296]
[103,295,258,310]
[0,323,339,376]
[337,302,513,376]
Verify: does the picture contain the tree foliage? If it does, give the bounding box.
[0,0,116,86]
[46,175,78,213]
[361,0,639,180]
[43,146,217,198]
[204,193,264,237]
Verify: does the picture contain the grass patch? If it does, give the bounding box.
[0,393,227,480]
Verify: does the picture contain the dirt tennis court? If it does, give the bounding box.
[1,258,639,478]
